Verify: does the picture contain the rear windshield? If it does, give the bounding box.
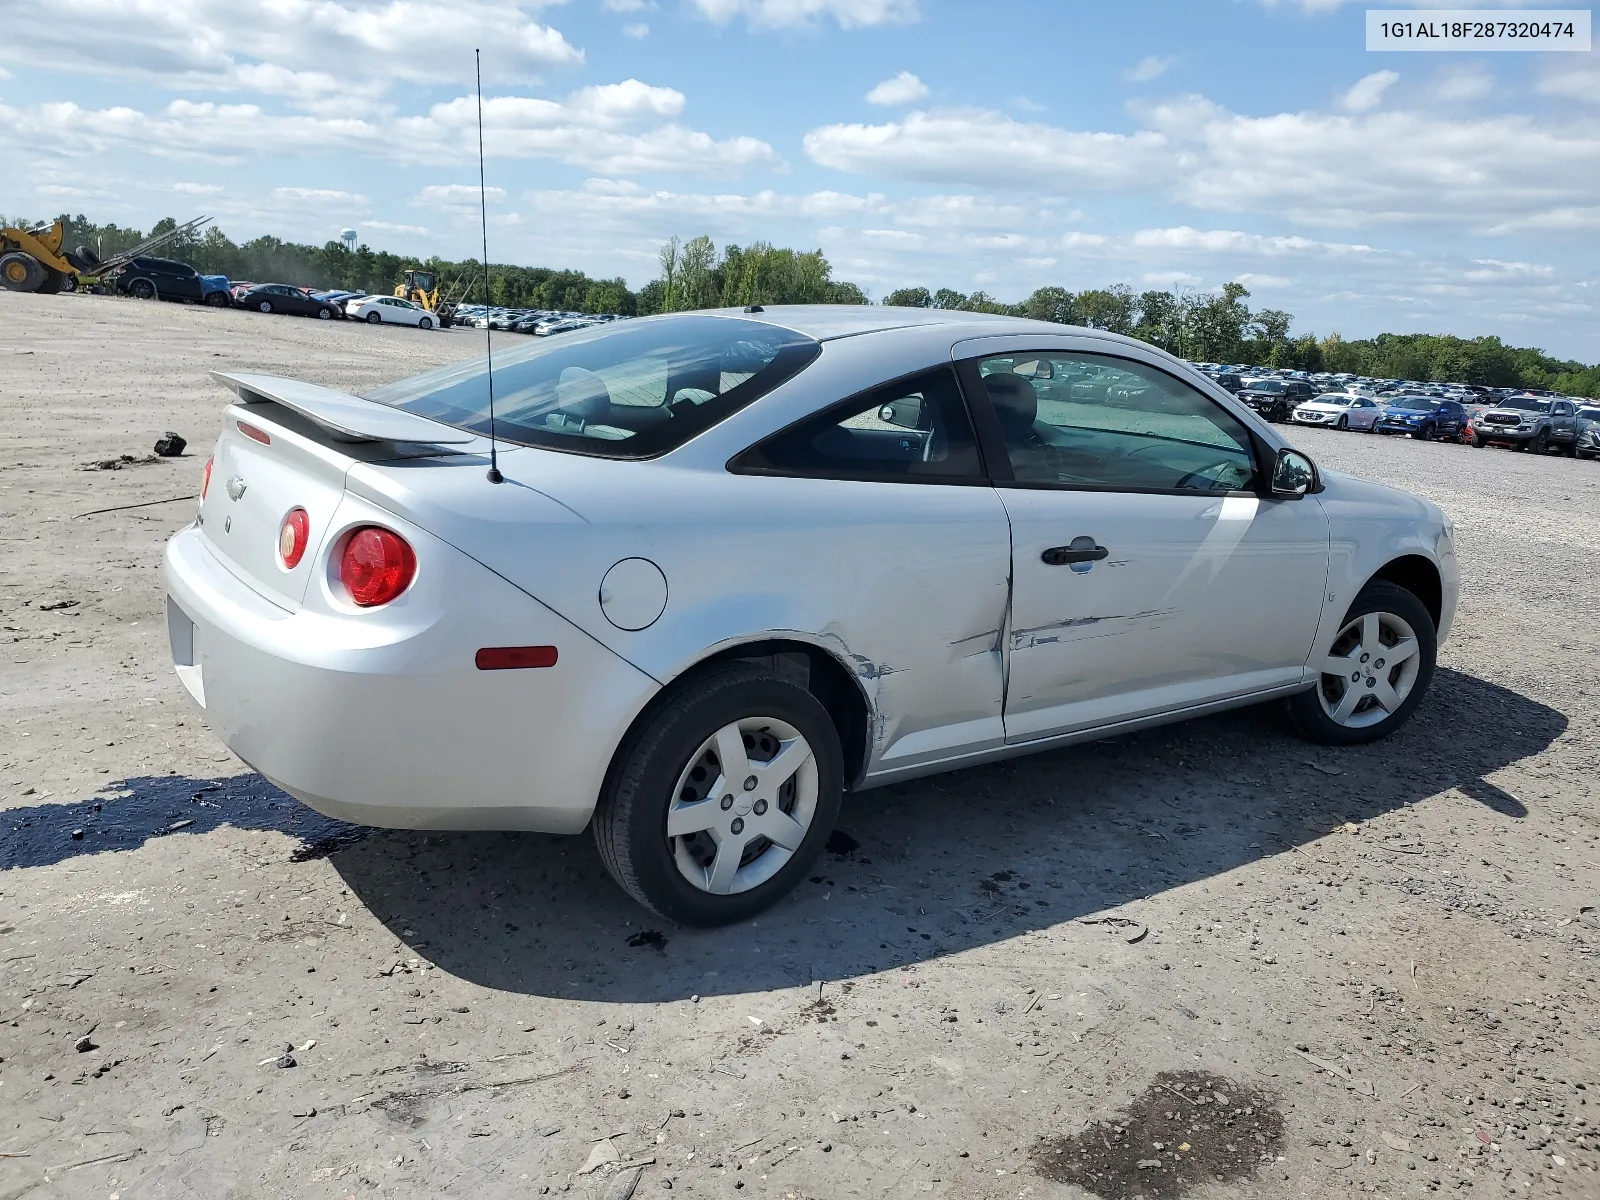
[365,315,820,459]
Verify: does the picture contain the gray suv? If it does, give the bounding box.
[1473,395,1580,454]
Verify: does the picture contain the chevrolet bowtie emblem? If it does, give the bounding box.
[226,475,248,501]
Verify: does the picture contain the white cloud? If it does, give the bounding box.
[1143,270,1200,285]
[805,109,1170,191]
[691,0,917,29]
[1,81,779,177]
[866,71,929,106]
[366,219,430,236]
[1129,226,1374,257]
[1124,55,1173,84]
[603,0,648,9]
[413,184,507,207]
[1339,70,1398,114]
[1233,272,1290,288]
[1432,64,1492,103]
[170,181,225,195]
[622,22,649,37]
[0,0,581,109]
[272,186,369,205]
[806,94,1600,233]
[1537,56,1600,103]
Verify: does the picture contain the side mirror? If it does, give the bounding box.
[1271,448,1318,498]
[878,396,925,429]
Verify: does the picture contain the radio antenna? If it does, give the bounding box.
[475,48,503,485]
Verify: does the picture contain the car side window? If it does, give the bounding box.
[973,352,1258,493]
[732,367,984,483]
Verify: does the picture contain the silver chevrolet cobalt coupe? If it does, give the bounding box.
[165,307,1458,924]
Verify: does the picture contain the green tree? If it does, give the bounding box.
[884,286,933,308]
[1021,286,1074,324]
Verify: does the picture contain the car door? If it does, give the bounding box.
[955,341,1331,743]
[1552,400,1576,442]
[167,263,202,303]
[729,365,1014,772]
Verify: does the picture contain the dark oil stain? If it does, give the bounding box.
[627,929,668,951]
[1030,1070,1285,1199]
[979,878,1001,894]
[990,870,1014,882]
[371,1090,433,1129]
[825,830,859,857]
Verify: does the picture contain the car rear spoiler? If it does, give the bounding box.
[212,372,476,445]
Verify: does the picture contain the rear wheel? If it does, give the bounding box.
[1287,581,1436,746]
[257,299,273,314]
[593,664,844,926]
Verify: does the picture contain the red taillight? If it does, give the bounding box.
[237,421,271,445]
[201,455,213,499]
[278,507,310,569]
[339,527,416,607]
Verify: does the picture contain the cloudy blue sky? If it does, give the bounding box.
[4,0,1599,356]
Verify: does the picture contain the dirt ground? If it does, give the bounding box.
[2,290,1598,1200]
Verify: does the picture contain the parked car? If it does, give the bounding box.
[1290,393,1382,432]
[164,308,1457,924]
[346,295,437,329]
[1374,397,1469,441]
[1473,395,1580,453]
[115,257,232,306]
[235,283,340,320]
[1572,405,1600,460]
[1238,379,1315,422]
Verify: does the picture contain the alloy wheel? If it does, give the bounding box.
[1316,611,1422,729]
[665,717,818,895]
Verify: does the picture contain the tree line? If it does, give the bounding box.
[23,212,1598,394]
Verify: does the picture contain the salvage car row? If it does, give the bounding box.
[1190,364,1600,460]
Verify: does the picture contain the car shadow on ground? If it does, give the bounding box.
[321,666,1557,1003]
[3,668,1556,1001]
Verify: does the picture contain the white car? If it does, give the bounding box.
[347,295,436,329]
[1291,393,1383,432]
[163,308,1458,924]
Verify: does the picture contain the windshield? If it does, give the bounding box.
[1387,398,1434,411]
[366,315,820,459]
[1244,381,1283,392]
[1500,397,1551,413]
[1312,394,1352,405]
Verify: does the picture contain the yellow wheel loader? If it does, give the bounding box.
[0,219,96,294]
[394,268,456,327]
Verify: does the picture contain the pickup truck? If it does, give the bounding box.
[1472,395,1581,454]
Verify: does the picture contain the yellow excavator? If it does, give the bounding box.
[394,268,456,327]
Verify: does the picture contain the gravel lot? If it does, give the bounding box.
[3,291,1598,1200]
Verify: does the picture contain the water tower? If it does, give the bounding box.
[340,228,357,251]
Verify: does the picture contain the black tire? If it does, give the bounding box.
[593,664,844,926]
[365,311,382,324]
[317,307,332,320]
[1531,430,1548,454]
[257,300,274,314]
[127,278,157,300]
[1473,434,1487,447]
[418,316,433,330]
[204,291,230,307]
[1562,438,1578,458]
[1413,423,1435,441]
[1336,415,1348,431]
[1287,580,1437,746]
[0,251,47,292]
[36,269,64,295]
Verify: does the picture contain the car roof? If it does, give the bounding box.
[694,304,1100,343]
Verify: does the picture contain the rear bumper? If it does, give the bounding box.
[162,519,659,833]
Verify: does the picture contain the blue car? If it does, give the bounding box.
[1375,396,1469,441]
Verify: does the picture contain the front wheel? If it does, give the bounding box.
[593,664,844,926]
[204,291,230,307]
[1473,434,1487,447]
[1335,415,1348,431]
[1531,430,1548,454]
[1287,581,1436,746]
[365,311,382,324]
[1413,424,1435,441]
[417,316,433,330]
[317,307,332,320]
